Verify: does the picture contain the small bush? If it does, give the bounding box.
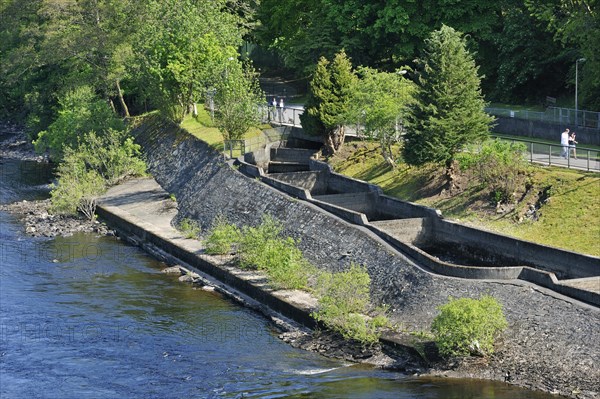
[50,160,106,220]
[204,216,241,255]
[178,218,201,239]
[456,139,529,204]
[312,264,390,344]
[431,295,508,357]
[237,215,311,290]
[237,215,283,269]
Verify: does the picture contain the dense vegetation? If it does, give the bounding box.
[255,0,599,109]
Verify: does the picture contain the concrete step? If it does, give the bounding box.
[370,218,428,244]
[270,147,314,163]
[268,161,310,173]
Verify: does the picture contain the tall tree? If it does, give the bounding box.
[135,0,244,122]
[301,51,356,154]
[403,25,494,168]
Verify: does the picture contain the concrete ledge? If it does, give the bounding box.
[261,175,311,200]
[308,198,370,225]
[96,203,318,329]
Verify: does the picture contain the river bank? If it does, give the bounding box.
[0,125,113,238]
[2,120,597,398]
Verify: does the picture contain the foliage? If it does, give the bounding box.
[204,215,241,254]
[135,0,244,122]
[213,60,264,140]
[456,139,530,204]
[179,218,202,239]
[301,51,357,154]
[33,87,125,161]
[431,295,508,357]
[403,25,494,167]
[50,150,107,220]
[348,67,415,165]
[312,264,390,344]
[525,0,600,110]
[236,215,311,290]
[49,128,146,220]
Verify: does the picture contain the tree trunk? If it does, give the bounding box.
[115,80,130,117]
[325,125,345,154]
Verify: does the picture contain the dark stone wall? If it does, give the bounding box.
[131,116,600,396]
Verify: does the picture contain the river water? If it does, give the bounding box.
[0,158,554,398]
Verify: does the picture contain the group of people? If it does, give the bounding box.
[560,128,578,159]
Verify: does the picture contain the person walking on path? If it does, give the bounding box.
[561,128,570,158]
[270,97,277,121]
[569,131,578,159]
[278,98,284,122]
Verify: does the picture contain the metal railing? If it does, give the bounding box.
[494,136,600,172]
[486,107,600,130]
[260,105,304,127]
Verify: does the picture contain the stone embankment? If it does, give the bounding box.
[124,115,599,398]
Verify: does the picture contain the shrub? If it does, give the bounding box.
[204,216,241,254]
[50,150,106,220]
[237,215,311,290]
[431,295,508,357]
[237,215,283,268]
[456,139,529,204]
[178,218,201,239]
[312,264,390,344]
[33,86,124,161]
[49,128,146,220]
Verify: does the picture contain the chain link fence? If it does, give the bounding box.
[486,107,600,130]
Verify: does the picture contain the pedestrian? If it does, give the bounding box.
[560,128,570,158]
[270,97,277,121]
[569,131,578,159]
[278,98,284,122]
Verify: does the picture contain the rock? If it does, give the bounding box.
[162,266,185,275]
[178,274,195,283]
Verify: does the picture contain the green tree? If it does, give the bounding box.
[403,25,494,168]
[213,60,264,140]
[33,86,124,161]
[135,0,244,122]
[348,67,415,165]
[525,0,600,110]
[301,51,356,154]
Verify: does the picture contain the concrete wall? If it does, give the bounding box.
[268,171,328,193]
[312,192,377,215]
[494,117,600,146]
[431,218,599,279]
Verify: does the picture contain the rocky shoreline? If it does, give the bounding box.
[1,123,114,238]
[0,199,114,238]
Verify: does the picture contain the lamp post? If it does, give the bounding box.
[575,58,586,126]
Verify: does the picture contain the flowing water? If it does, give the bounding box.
[0,157,556,398]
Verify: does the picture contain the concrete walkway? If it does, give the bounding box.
[97,177,319,325]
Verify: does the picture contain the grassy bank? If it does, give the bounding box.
[180,109,266,153]
[330,142,600,256]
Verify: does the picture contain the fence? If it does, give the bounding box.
[259,105,304,127]
[486,107,600,130]
[495,136,600,172]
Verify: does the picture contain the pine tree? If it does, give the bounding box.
[403,25,494,167]
[301,51,355,154]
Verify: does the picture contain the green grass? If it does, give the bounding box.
[331,142,600,256]
[180,108,267,155]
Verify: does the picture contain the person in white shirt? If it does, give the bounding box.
[560,128,570,158]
